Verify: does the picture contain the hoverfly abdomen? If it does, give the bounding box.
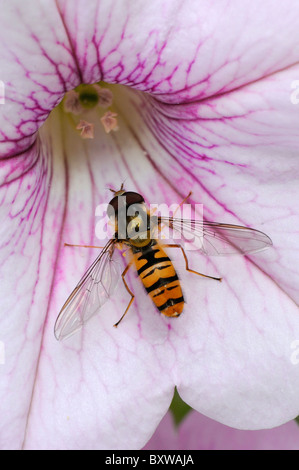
[133,240,184,318]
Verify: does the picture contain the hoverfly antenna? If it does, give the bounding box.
[107,181,126,195]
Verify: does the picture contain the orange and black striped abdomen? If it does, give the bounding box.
[133,241,184,317]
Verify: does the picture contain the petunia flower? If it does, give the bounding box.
[144,411,299,450]
[0,0,299,450]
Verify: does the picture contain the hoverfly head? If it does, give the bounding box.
[107,190,147,241]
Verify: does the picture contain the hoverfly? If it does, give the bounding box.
[54,186,272,340]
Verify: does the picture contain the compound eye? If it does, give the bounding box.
[123,192,144,205]
[107,192,145,219]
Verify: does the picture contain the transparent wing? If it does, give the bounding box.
[159,217,273,255]
[54,239,120,341]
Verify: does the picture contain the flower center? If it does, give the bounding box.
[78,84,100,109]
[61,82,119,138]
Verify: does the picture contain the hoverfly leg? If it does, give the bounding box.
[164,244,222,282]
[113,262,135,327]
[155,192,192,235]
[178,191,192,208]
[64,243,104,249]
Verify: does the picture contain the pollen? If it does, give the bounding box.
[76,120,95,139]
[100,111,119,134]
[63,90,83,115]
[93,84,113,108]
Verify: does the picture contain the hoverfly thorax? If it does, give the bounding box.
[107,191,155,246]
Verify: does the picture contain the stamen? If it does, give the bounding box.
[100,111,119,133]
[63,90,83,115]
[93,84,113,108]
[76,120,95,139]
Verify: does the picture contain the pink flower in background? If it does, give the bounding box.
[0,0,299,450]
[144,412,299,450]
